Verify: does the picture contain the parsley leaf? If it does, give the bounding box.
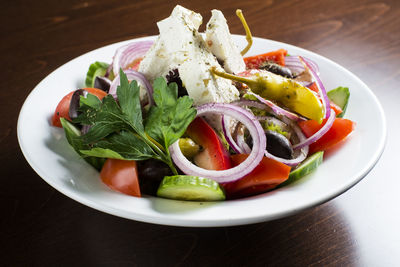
[145,78,197,149]
[80,94,131,144]
[81,131,155,161]
[116,70,144,133]
[62,70,196,175]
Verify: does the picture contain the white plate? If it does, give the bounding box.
[17,35,386,227]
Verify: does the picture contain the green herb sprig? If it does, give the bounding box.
[62,70,197,174]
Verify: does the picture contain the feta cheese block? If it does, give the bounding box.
[205,9,246,74]
[138,5,239,105]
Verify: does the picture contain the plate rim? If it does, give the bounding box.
[17,35,387,227]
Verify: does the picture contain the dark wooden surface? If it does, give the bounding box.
[2,0,399,266]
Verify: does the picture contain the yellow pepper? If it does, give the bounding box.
[211,67,324,123]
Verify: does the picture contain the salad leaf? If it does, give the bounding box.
[145,78,197,149]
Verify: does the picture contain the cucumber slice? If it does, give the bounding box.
[85,61,109,88]
[327,86,350,118]
[157,175,225,201]
[279,151,324,187]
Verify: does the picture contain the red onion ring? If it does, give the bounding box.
[263,117,309,167]
[246,91,304,121]
[229,114,309,166]
[223,100,268,154]
[221,104,309,166]
[221,115,242,154]
[285,56,319,76]
[292,109,335,150]
[111,41,153,77]
[232,99,271,110]
[109,69,154,106]
[236,132,251,154]
[169,103,266,184]
[299,56,331,119]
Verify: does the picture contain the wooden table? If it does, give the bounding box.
[3,0,399,265]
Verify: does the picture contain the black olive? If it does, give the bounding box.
[265,130,293,159]
[68,89,86,119]
[94,76,111,93]
[137,159,173,195]
[166,69,188,97]
[245,130,293,159]
[260,61,294,78]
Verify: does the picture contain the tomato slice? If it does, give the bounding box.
[185,117,231,170]
[100,159,141,197]
[298,118,355,154]
[223,154,291,199]
[51,91,73,127]
[307,82,319,93]
[243,48,288,69]
[52,88,107,127]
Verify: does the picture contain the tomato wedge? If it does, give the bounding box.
[298,118,355,154]
[185,117,232,170]
[307,82,319,93]
[223,154,291,199]
[243,48,288,69]
[100,159,141,197]
[52,88,107,127]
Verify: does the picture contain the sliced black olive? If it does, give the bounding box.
[260,61,294,78]
[245,129,293,159]
[68,89,86,119]
[265,130,293,159]
[137,159,173,195]
[166,69,188,97]
[94,76,111,93]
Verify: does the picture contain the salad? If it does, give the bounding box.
[52,5,355,201]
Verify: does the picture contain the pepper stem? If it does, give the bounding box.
[236,9,253,56]
[210,66,254,86]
